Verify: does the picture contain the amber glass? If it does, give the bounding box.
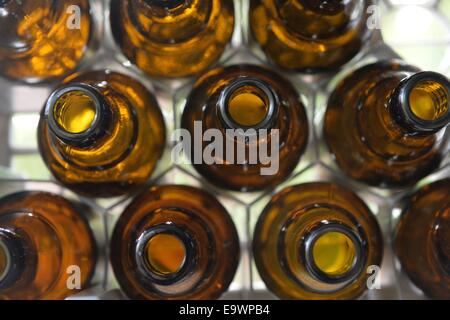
[38,70,166,197]
[395,179,450,299]
[324,60,450,188]
[110,0,234,78]
[0,0,91,82]
[250,0,370,72]
[110,185,240,300]
[181,64,309,191]
[253,182,383,299]
[0,191,96,300]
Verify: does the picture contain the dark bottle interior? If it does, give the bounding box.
[325,60,450,188]
[395,179,450,300]
[253,182,383,299]
[250,0,370,72]
[110,185,240,300]
[0,191,97,300]
[110,0,235,78]
[38,70,166,198]
[181,64,309,192]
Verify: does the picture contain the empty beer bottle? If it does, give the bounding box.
[0,0,91,82]
[395,179,450,300]
[324,60,450,188]
[253,182,383,299]
[0,191,96,300]
[249,0,370,72]
[38,70,166,198]
[181,64,309,191]
[110,0,234,78]
[110,185,240,300]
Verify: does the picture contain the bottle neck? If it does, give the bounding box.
[0,228,27,290]
[276,0,362,39]
[218,78,279,131]
[389,72,450,133]
[46,84,113,148]
[135,223,197,285]
[301,222,366,285]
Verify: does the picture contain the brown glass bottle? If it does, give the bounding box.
[250,0,370,72]
[110,185,240,300]
[253,182,383,299]
[0,0,91,82]
[324,60,450,188]
[181,64,309,191]
[395,179,449,300]
[110,0,234,78]
[38,70,166,198]
[0,191,96,300]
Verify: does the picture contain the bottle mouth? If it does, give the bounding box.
[46,84,108,146]
[0,228,26,289]
[143,0,188,10]
[0,239,10,283]
[135,224,197,285]
[218,78,278,130]
[303,222,366,284]
[297,0,347,15]
[398,72,450,131]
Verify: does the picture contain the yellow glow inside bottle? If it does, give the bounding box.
[145,233,187,276]
[228,87,269,127]
[53,91,97,134]
[409,80,449,121]
[312,231,356,276]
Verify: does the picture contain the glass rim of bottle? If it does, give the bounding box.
[0,236,11,283]
[295,0,349,16]
[46,83,107,145]
[0,227,27,289]
[302,222,367,285]
[399,71,450,131]
[218,77,278,132]
[143,0,188,10]
[135,223,197,285]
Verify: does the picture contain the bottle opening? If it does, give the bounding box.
[396,72,450,131]
[227,86,270,127]
[53,91,97,134]
[0,229,27,289]
[299,0,346,15]
[409,80,449,121]
[143,0,186,10]
[0,240,10,282]
[219,78,277,130]
[135,224,196,284]
[46,84,108,146]
[144,233,187,276]
[312,231,356,277]
[303,222,365,284]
